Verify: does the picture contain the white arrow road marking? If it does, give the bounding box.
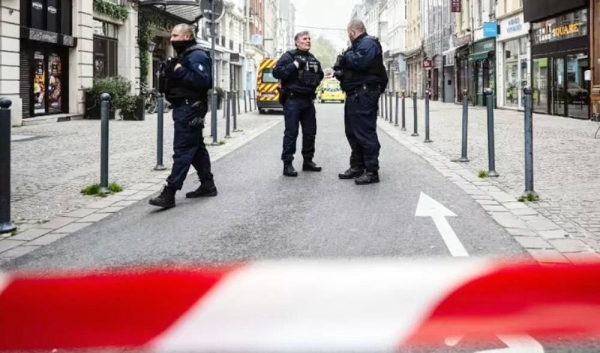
[415,192,544,352]
[415,192,468,257]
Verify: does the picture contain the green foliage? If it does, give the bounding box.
[81,182,123,197]
[118,95,139,119]
[478,170,489,178]
[138,14,152,87]
[518,192,539,202]
[109,182,123,193]
[93,0,129,21]
[310,36,338,70]
[85,75,132,111]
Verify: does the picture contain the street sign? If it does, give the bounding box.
[200,0,224,22]
[422,59,433,68]
[483,22,498,37]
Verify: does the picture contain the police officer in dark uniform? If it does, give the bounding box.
[334,20,388,185]
[149,24,217,208]
[272,31,324,177]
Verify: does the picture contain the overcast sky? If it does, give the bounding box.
[293,0,362,51]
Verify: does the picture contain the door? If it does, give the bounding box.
[565,52,589,119]
[552,57,565,116]
[31,47,66,116]
[532,57,549,114]
[433,68,439,100]
[518,57,529,109]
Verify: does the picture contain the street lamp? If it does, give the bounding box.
[148,41,157,52]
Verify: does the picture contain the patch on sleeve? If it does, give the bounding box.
[198,64,204,71]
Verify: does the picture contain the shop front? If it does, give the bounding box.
[19,0,76,119]
[530,7,590,119]
[469,38,496,106]
[496,13,530,110]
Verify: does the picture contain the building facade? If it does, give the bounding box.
[422,0,454,101]
[385,0,407,92]
[495,0,530,110]
[525,0,589,119]
[405,0,423,97]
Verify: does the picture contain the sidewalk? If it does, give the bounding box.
[395,98,600,252]
[8,100,279,231]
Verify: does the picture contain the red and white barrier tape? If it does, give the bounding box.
[1,258,600,351]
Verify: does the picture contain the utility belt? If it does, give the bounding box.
[346,83,382,97]
[170,98,206,108]
[288,91,315,100]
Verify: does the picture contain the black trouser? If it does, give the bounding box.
[281,97,316,163]
[167,102,213,190]
[344,89,381,172]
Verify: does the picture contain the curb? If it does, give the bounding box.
[377,119,600,266]
[0,118,282,264]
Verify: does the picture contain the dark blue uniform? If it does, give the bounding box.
[272,49,324,173]
[336,33,388,184]
[164,43,214,191]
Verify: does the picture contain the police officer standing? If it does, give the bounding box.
[149,24,217,208]
[272,31,324,177]
[334,20,388,185]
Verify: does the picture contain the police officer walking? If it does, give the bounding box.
[334,20,388,185]
[149,24,217,208]
[272,31,324,177]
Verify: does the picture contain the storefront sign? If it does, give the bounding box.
[423,59,433,68]
[500,14,527,40]
[451,0,461,12]
[483,22,497,37]
[29,29,58,44]
[531,8,587,45]
[474,39,495,53]
[61,35,75,47]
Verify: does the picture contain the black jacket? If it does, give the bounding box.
[272,49,324,96]
[339,33,388,93]
[163,43,213,103]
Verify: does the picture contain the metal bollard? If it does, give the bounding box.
[222,91,227,120]
[389,92,393,124]
[401,92,406,131]
[210,86,218,145]
[394,92,399,126]
[232,91,238,132]
[253,90,257,110]
[379,95,383,117]
[523,87,536,196]
[225,91,231,138]
[249,90,253,111]
[485,88,498,177]
[458,89,469,162]
[424,89,432,143]
[244,89,248,113]
[0,98,16,234]
[384,92,389,121]
[411,91,419,136]
[99,93,111,193]
[236,90,240,115]
[154,93,166,170]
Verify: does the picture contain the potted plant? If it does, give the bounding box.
[84,76,131,119]
[118,94,146,120]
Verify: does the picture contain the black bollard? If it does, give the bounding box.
[236,90,241,115]
[244,89,248,113]
[232,91,239,132]
[379,94,383,117]
[100,93,111,193]
[0,98,15,234]
[210,87,218,145]
[253,90,257,110]
[424,89,432,143]
[401,91,406,131]
[394,91,399,126]
[523,87,536,196]
[411,91,419,136]
[225,91,231,138]
[458,89,469,162]
[249,90,253,111]
[388,92,393,124]
[154,93,166,170]
[485,88,498,177]
[385,92,389,121]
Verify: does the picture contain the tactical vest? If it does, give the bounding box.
[164,44,212,103]
[342,36,388,90]
[290,49,320,88]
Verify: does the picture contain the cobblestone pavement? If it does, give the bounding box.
[8,100,280,231]
[382,96,600,253]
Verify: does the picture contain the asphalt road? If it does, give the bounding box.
[3,102,597,352]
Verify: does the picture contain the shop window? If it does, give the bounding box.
[23,0,72,34]
[32,50,66,116]
[93,20,118,78]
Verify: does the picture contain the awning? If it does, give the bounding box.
[469,51,490,61]
[138,0,202,24]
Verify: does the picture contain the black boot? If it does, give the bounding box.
[302,160,322,172]
[186,179,218,198]
[338,167,364,179]
[149,185,176,208]
[355,171,380,185]
[283,163,297,177]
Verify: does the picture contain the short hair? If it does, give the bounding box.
[347,20,366,32]
[174,23,196,40]
[294,31,310,42]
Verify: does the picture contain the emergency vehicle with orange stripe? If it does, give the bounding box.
[256,58,283,114]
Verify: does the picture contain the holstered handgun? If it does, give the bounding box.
[278,86,289,105]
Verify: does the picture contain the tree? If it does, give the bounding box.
[310,36,338,71]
